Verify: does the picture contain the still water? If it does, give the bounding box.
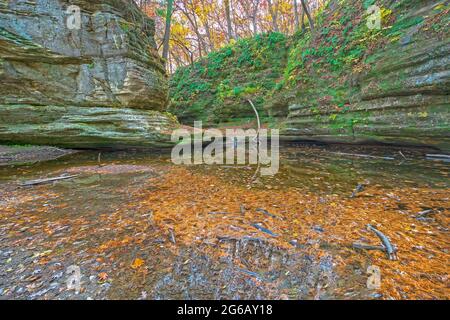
[0,144,448,299]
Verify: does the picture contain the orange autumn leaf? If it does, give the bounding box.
[98,272,108,282]
[131,258,145,269]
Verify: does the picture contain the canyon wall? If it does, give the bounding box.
[0,0,177,148]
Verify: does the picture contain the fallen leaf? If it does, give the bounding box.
[98,272,108,282]
[131,258,145,269]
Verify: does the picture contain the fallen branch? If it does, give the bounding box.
[168,228,176,244]
[217,236,264,243]
[237,268,263,280]
[20,174,79,186]
[350,183,366,198]
[208,211,230,215]
[289,239,305,248]
[255,208,277,218]
[97,152,103,167]
[330,152,395,160]
[367,224,398,260]
[426,154,450,160]
[399,151,408,160]
[252,223,278,237]
[217,236,240,242]
[416,209,436,219]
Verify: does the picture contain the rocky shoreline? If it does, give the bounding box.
[0,145,76,166]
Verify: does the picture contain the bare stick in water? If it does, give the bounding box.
[20,174,80,186]
[352,243,386,252]
[248,99,262,183]
[367,224,398,260]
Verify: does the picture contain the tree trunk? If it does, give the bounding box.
[199,0,214,51]
[293,0,300,32]
[224,0,234,41]
[300,0,314,32]
[251,0,260,35]
[204,20,215,51]
[301,9,306,32]
[175,1,208,58]
[162,0,174,61]
[267,0,279,32]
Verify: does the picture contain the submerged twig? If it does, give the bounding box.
[352,243,386,252]
[252,223,278,237]
[237,268,263,280]
[350,183,365,198]
[416,209,436,219]
[255,208,277,218]
[97,152,102,167]
[426,154,450,160]
[399,151,407,160]
[168,228,176,244]
[330,152,395,160]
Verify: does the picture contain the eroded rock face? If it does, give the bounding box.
[282,1,450,150]
[0,0,177,148]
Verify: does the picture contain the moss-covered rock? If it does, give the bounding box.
[282,0,450,150]
[0,0,176,148]
[169,33,289,126]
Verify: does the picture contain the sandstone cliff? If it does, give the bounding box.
[0,0,177,148]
